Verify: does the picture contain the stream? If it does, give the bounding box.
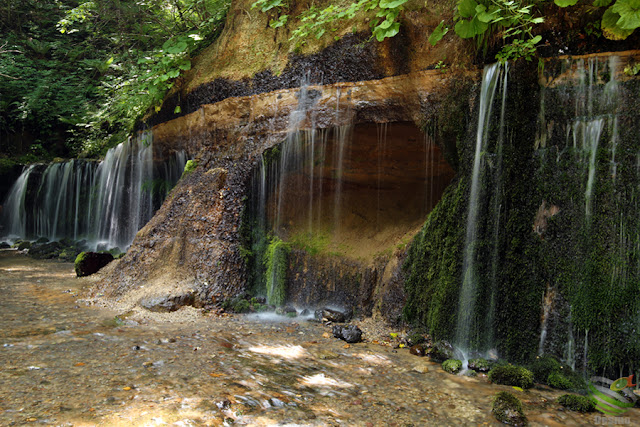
[0,250,637,426]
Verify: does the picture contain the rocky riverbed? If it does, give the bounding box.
[1,249,638,426]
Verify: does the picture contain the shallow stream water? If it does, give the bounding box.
[1,250,638,426]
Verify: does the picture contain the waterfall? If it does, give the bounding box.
[1,134,187,250]
[455,63,504,353]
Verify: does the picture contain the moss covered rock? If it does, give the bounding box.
[442,359,463,374]
[488,365,534,389]
[557,394,595,412]
[492,391,527,426]
[74,251,114,277]
[468,357,491,373]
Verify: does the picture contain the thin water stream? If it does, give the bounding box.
[1,250,635,426]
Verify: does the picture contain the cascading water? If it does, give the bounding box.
[0,134,187,250]
[455,63,506,354]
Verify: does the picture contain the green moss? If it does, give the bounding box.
[547,372,573,390]
[488,365,534,389]
[557,394,595,412]
[74,251,88,276]
[181,159,198,177]
[265,236,290,307]
[442,358,463,374]
[222,297,252,313]
[468,357,491,372]
[492,391,527,426]
[528,355,561,384]
[289,231,330,256]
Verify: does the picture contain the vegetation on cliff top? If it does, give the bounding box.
[1,0,230,161]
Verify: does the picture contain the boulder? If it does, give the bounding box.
[332,324,363,343]
[410,344,426,357]
[0,242,11,249]
[468,358,491,373]
[29,241,65,259]
[427,340,455,362]
[492,391,527,426]
[74,252,114,277]
[314,307,350,323]
[17,241,32,250]
[140,292,195,312]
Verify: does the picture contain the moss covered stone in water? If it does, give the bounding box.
[557,394,595,412]
[528,355,585,390]
[547,372,574,390]
[488,365,534,389]
[442,359,463,374]
[492,391,527,426]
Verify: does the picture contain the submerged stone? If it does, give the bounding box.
[492,391,527,426]
[332,324,362,343]
[74,252,114,277]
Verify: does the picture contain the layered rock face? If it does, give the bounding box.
[96,68,469,315]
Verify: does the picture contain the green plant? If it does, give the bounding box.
[557,394,596,412]
[555,0,640,41]
[488,365,535,389]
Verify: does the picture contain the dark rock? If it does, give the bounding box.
[59,238,74,248]
[0,242,9,249]
[74,251,114,277]
[427,340,455,362]
[29,241,65,259]
[332,324,363,343]
[410,344,426,357]
[35,237,49,244]
[17,241,32,250]
[140,292,195,312]
[300,308,310,316]
[315,308,349,323]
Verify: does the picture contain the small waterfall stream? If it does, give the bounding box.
[455,63,506,354]
[1,134,187,250]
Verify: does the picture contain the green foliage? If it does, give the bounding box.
[554,0,640,41]
[442,358,463,374]
[492,391,526,425]
[488,365,535,389]
[429,20,450,46]
[452,0,544,62]
[0,0,230,159]
[265,236,290,307]
[557,394,596,412]
[252,0,288,13]
[547,372,574,390]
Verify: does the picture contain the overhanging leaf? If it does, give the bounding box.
[601,6,635,39]
[611,0,640,30]
[454,16,488,38]
[428,20,449,46]
[554,0,579,6]
[458,0,479,19]
[379,0,409,9]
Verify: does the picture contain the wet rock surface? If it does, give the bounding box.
[2,250,639,426]
[332,324,363,343]
[75,252,114,277]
